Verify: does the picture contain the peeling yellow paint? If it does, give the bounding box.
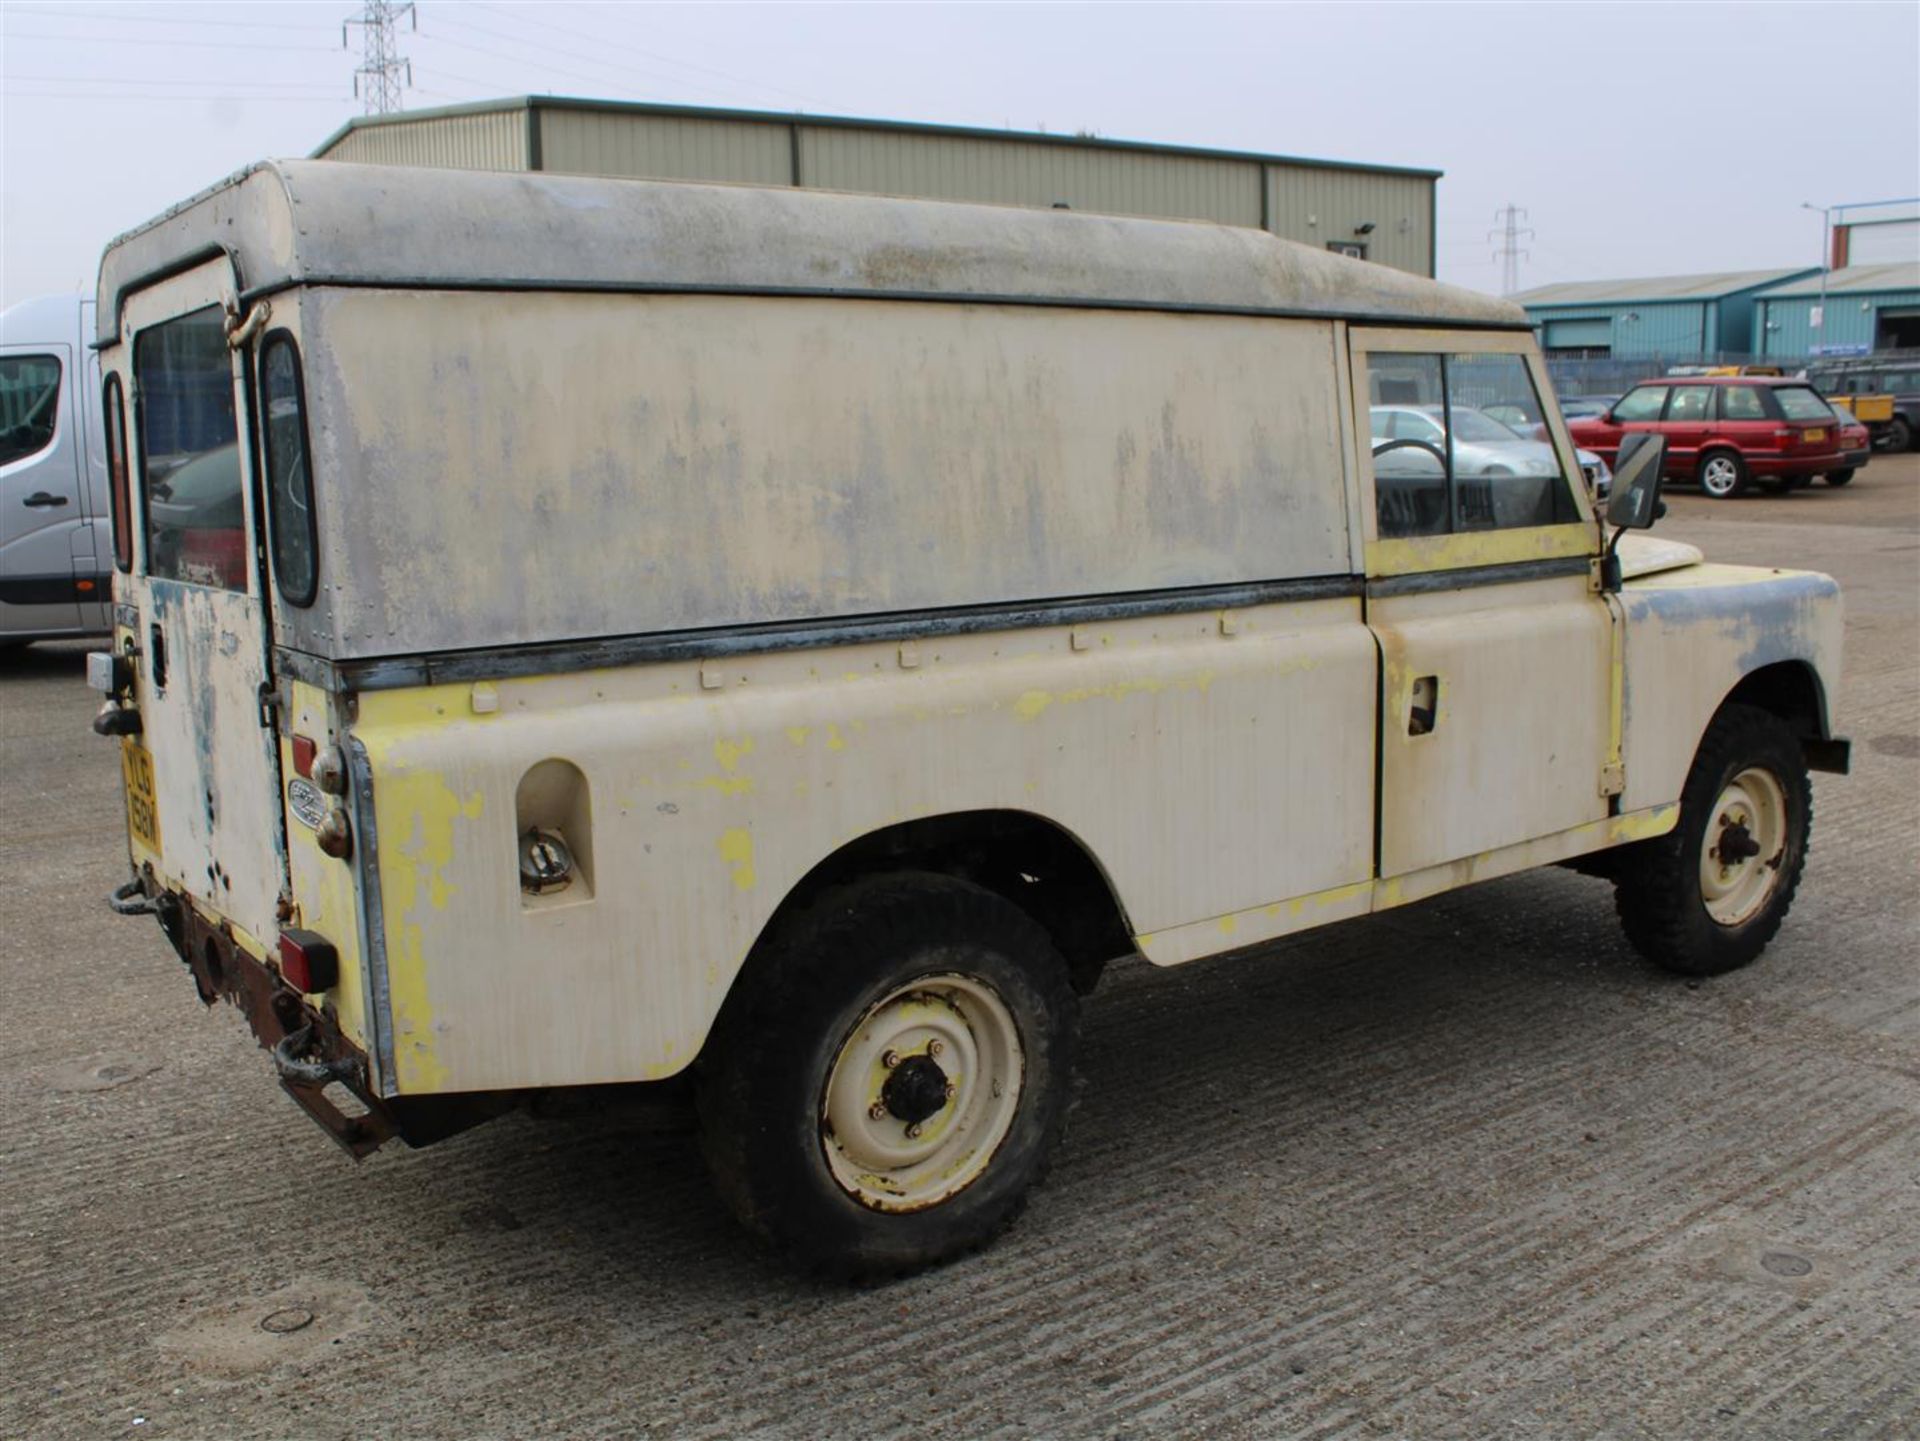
[717,828,757,891]
[1366,522,1590,577]
[825,724,847,751]
[785,726,812,747]
[714,736,755,771]
[1015,690,1054,720]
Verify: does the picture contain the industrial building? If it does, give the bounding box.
[1753,262,1920,358]
[1511,268,1819,360]
[312,96,1441,276]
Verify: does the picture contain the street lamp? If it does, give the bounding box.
[1799,202,1831,355]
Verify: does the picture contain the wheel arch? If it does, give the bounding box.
[745,810,1137,999]
[1719,660,1848,773]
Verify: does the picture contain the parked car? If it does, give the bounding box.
[1371,404,1614,499]
[1,295,114,648]
[1809,358,1919,452]
[1567,378,1844,498]
[1826,417,1871,487]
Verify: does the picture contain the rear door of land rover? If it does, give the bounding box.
[110,261,287,950]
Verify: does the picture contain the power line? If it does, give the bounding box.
[6,72,341,90]
[412,24,744,106]
[3,4,330,31]
[450,4,829,109]
[2,27,338,53]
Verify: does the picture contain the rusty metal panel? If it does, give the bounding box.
[1266,164,1434,276]
[297,289,1354,661]
[799,126,1262,226]
[320,111,528,172]
[539,110,791,184]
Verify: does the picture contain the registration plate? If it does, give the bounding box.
[1804,428,1827,443]
[121,739,161,853]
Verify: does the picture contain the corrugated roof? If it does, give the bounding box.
[1511,268,1819,308]
[312,95,1443,180]
[1756,262,1920,298]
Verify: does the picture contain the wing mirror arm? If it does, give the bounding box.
[1598,433,1668,594]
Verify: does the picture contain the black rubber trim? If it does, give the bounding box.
[0,573,109,606]
[237,275,1534,332]
[1366,554,1590,599]
[272,573,1365,693]
[1804,736,1851,775]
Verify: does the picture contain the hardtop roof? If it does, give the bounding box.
[96,159,1521,347]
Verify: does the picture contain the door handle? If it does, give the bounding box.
[23,492,70,508]
[1408,675,1439,736]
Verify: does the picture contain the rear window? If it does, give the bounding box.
[259,333,318,606]
[0,353,61,467]
[1774,387,1836,423]
[135,307,245,592]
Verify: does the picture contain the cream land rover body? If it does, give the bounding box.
[93,162,1845,1270]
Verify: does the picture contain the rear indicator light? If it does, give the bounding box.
[278,928,339,993]
[292,733,317,778]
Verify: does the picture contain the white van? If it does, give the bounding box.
[1,295,114,647]
[92,162,1848,1276]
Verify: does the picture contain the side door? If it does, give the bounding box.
[0,341,84,636]
[1658,383,1716,477]
[109,262,288,949]
[1351,329,1617,898]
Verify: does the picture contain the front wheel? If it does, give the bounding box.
[696,873,1078,1277]
[1697,451,1748,499]
[1612,705,1811,976]
[1824,468,1855,487]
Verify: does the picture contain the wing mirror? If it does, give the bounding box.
[1599,432,1667,592]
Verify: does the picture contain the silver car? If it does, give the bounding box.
[1371,404,1612,499]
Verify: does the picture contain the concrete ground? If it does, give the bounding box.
[3,455,1915,1440]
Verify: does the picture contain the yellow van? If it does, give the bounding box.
[91,163,1848,1274]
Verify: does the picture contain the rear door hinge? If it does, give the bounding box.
[258,681,279,730]
[1599,762,1625,798]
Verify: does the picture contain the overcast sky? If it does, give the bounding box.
[4,0,1917,309]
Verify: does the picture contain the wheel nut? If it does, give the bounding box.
[905,1123,923,1139]
[944,1082,956,1101]
[927,1039,944,1058]
[882,1049,901,1069]
[868,1102,887,1121]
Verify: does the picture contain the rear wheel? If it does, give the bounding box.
[696,873,1078,1277]
[1823,468,1855,487]
[1887,416,1913,452]
[1697,450,1748,499]
[1612,705,1810,976]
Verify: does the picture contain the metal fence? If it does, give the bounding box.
[1542,353,1816,400]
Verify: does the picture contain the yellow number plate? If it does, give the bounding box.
[1805,428,1827,442]
[121,739,161,853]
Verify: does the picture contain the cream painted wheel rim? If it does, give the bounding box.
[1699,767,1789,927]
[1700,455,1742,497]
[820,974,1024,1212]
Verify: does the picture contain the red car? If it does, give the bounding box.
[1567,377,1844,499]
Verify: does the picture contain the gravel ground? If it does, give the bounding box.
[3,455,1915,1440]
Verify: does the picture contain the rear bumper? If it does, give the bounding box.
[1743,452,1843,478]
[1834,448,1871,469]
[133,879,397,1157]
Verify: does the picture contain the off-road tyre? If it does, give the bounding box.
[1887,416,1913,453]
[1823,468,1855,487]
[1612,704,1811,977]
[696,872,1079,1278]
[1697,450,1749,499]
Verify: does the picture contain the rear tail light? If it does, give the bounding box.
[278,928,339,993]
[291,733,317,778]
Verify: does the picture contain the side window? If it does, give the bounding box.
[1366,351,1580,539]
[259,332,318,606]
[1666,385,1713,422]
[1612,386,1668,423]
[103,374,132,571]
[1722,386,1767,421]
[135,307,245,592]
[0,354,62,467]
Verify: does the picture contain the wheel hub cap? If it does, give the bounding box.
[1698,768,1789,927]
[819,973,1025,1212]
[881,1053,951,1125]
